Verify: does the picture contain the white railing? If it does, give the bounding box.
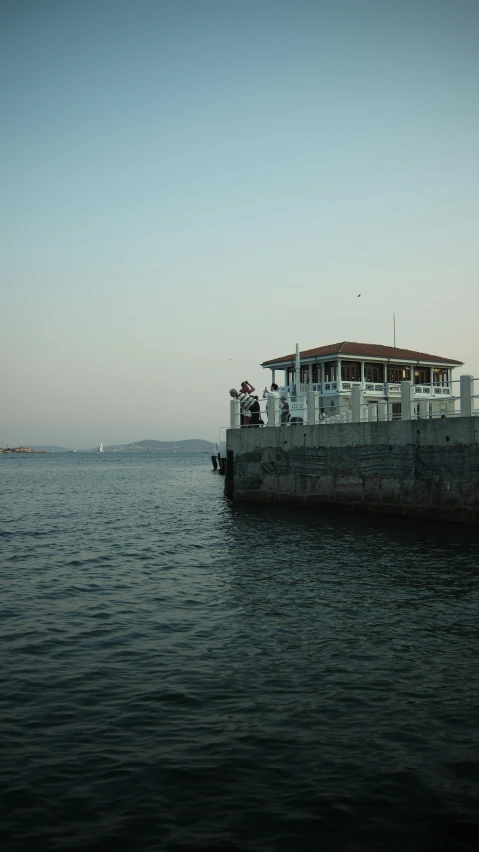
[280,382,340,395]
[413,383,451,396]
[279,381,453,397]
[229,396,352,428]
[228,377,478,429]
[363,382,385,393]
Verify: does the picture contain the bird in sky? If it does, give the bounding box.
[357,294,361,297]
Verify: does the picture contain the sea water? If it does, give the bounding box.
[1,452,478,851]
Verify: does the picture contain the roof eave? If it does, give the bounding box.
[262,355,463,368]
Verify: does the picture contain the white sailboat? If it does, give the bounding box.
[98,442,104,453]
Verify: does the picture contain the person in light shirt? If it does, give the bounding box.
[266,383,280,425]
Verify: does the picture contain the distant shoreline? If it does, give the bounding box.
[0,448,45,454]
[1,440,214,454]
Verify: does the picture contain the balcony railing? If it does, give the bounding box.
[229,376,478,429]
[279,381,452,397]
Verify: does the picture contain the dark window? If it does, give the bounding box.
[311,363,319,382]
[387,366,411,383]
[365,363,384,383]
[433,368,448,385]
[414,368,430,384]
[392,402,401,420]
[324,361,337,382]
[341,361,361,382]
[300,365,310,383]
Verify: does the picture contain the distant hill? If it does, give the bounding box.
[88,439,215,453]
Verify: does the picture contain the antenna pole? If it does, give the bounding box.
[393,312,396,347]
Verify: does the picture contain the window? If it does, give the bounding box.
[300,365,310,383]
[341,361,361,382]
[365,363,384,383]
[324,361,338,382]
[392,403,401,420]
[433,368,449,385]
[387,366,411,383]
[311,363,320,382]
[414,368,430,384]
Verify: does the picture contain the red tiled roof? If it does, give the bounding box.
[262,342,463,366]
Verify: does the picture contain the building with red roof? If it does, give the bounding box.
[261,341,462,419]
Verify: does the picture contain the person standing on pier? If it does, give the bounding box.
[280,396,291,424]
[229,388,260,427]
[240,380,255,395]
[266,383,280,424]
[238,381,255,425]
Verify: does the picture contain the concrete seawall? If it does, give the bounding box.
[226,418,479,523]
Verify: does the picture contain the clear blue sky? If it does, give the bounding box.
[1,0,478,447]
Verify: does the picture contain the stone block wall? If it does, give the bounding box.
[226,418,479,523]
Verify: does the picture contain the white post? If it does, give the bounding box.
[377,400,388,421]
[361,404,368,422]
[360,360,365,387]
[307,391,318,425]
[267,395,279,427]
[401,381,413,420]
[295,343,300,397]
[230,399,241,429]
[337,358,341,390]
[351,385,362,423]
[368,403,376,422]
[460,375,474,417]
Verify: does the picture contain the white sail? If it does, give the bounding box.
[98,442,104,453]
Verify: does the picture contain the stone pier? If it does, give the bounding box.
[226,417,479,524]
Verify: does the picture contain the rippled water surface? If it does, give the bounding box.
[1,451,479,851]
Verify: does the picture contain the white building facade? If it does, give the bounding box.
[261,341,463,421]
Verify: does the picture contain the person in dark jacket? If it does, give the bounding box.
[280,396,291,424]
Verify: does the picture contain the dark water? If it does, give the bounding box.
[1,452,479,852]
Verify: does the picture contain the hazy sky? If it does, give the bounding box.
[1,0,478,447]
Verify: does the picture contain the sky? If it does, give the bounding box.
[1,0,478,447]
